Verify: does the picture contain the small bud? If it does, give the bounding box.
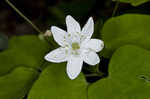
[38,34,45,41]
[44,30,52,37]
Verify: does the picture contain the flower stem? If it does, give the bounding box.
[85,72,104,77]
[84,64,105,77]
[112,0,120,17]
[5,0,43,34]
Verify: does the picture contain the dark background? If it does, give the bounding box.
[1,0,150,37]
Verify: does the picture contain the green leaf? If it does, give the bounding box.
[0,66,38,99]
[118,0,150,6]
[0,35,49,76]
[88,45,150,99]
[101,14,150,58]
[0,33,8,50]
[27,63,87,99]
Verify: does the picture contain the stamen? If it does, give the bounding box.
[72,42,80,50]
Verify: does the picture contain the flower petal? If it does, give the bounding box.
[67,55,83,80]
[82,51,100,66]
[83,39,104,52]
[66,15,81,34]
[81,17,94,39]
[44,47,68,63]
[51,26,67,46]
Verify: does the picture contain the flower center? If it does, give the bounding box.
[72,42,80,50]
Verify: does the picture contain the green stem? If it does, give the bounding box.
[84,64,105,77]
[112,0,120,17]
[5,0,43,34]
[45,36,56,47]
[85,72,104,77]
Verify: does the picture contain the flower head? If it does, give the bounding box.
[44,15,104,80]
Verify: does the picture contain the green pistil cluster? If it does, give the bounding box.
[72,42,80,50]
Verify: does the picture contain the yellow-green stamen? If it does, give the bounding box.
[72,42,80,50]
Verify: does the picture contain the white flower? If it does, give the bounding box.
[44,15,104,80]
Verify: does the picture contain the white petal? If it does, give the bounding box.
[67,55,83,80]
[51,26,67,46]
[66,15,81,34]
[44,47,68,63]
[82,51,100,66]
[84,39,104,52]
[81,17,94,39]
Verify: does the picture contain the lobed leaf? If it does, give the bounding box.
[0,66,38,99]
[88,45,150,99]
[27,63,87,99]
[0,35,49,76]
[101,14,150,58]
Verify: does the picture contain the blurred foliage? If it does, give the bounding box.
[118,0,150,6]
[0,33,8,50]
[0,35,49,76]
